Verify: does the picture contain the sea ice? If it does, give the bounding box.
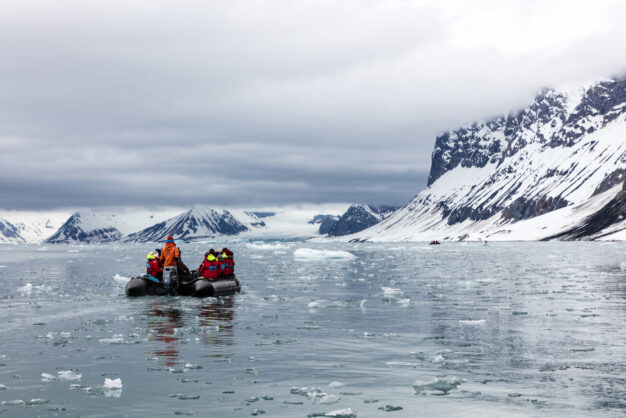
[41,373,56,382]
[57,370,81,381]
[413,377,462,395]
[18,283,33,294]
[293,248,356,261]
[328,381,344,388]
[459,319,486,325]
[324,408,356,418]
[113,274,130,283]
[103,378,123,398]
[246,243,289,251]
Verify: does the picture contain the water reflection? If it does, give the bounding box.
[147,301,183,366]
[198,297,235,349]
[146,297,236,365]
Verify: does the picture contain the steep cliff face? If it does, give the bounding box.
[348,77,626,242]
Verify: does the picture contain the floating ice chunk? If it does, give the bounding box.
[113,274,130,283]
[26,399,49,405]
[41,373,56,382]
[319,394,340,404]
[18,283,33,294]
[328,381,344,388]
[413,377,462,395]
[103,378,122,389]
[382,287,403,296]
[459,319,486,325]
[246,243,289,250]
[620,262,626,271]
[57,370,81,381]
[293,248,355,261]
[1,399,25,406]
[0,384,6,390]
[0,265,7,268]
[103,378,123,398]
[99,334,125,344]
[325,408,356,418]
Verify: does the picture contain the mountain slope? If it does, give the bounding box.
[46,211,123,243]
[347,78,626,242]
[325,204,398,236]
[0,212,70,244]
[124,208,248,242]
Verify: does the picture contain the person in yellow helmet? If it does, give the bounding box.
[198,252,220,280]
[146,251,163,282]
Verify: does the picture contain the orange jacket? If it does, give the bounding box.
[160,243,180,267]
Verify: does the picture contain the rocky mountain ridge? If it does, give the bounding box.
[346,77,626,242]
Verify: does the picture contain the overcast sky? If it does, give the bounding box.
[1,0,625,210]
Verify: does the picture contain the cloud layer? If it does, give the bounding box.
[1,0,625,209]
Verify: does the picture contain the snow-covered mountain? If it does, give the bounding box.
[312,204,398,236]
[347,77,626,242]
[46,211,125,243]
[125,208,249,242]
[0,212,70,244]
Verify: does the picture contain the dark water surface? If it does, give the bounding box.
[0,242,625,417]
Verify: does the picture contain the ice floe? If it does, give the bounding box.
[113,274,130,283]
[459,319,486,325]
[293,248,355,261]
[246,242,290,251]
[324,408,356,418]
[41,373,56,382]
[413,377,462,395]
[57,370,82,381]
[103,378,123,398]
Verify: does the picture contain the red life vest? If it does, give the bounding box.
[221,257,234,275]
[199,259,219,279]
[147,259,163,279]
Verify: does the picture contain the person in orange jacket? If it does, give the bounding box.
[160,236,180,267]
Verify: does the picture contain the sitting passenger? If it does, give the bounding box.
[146,251,163,282]
[219,249,235,276]
[198,253,220,280]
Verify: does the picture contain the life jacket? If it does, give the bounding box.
[147,259,163,280]
[160,242,180,267]
[199,256,219,279]
[220,253,234,275]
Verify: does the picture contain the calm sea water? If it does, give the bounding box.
[0,241,625,417]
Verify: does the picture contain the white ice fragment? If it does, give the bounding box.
[18,283,33,294]
[328,381,344,388]
[293,248,355,261]
[57,370,81,381]
[381,286,403,296]
[0,384,7,390]
[413,377,462,395]
[113,274,130,283]
[459,319,486,325]
[103,378,122,389]
[325,408,356,418]
[620,261,626,271]
[246,242,289,250]
[41,373,56,382]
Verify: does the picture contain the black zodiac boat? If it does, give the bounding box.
[125,269,241,298]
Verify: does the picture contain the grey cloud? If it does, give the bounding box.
[1,0,625,210]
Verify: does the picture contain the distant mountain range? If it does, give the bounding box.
[0,204,396,244]
[346,77,626,242]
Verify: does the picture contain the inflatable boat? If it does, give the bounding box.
[125,269,241,298]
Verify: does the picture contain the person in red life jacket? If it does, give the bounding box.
[219,248,234,276]
[198,253,220,280]
[146,251,163,282]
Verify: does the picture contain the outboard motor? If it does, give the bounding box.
[162,266,179,295]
